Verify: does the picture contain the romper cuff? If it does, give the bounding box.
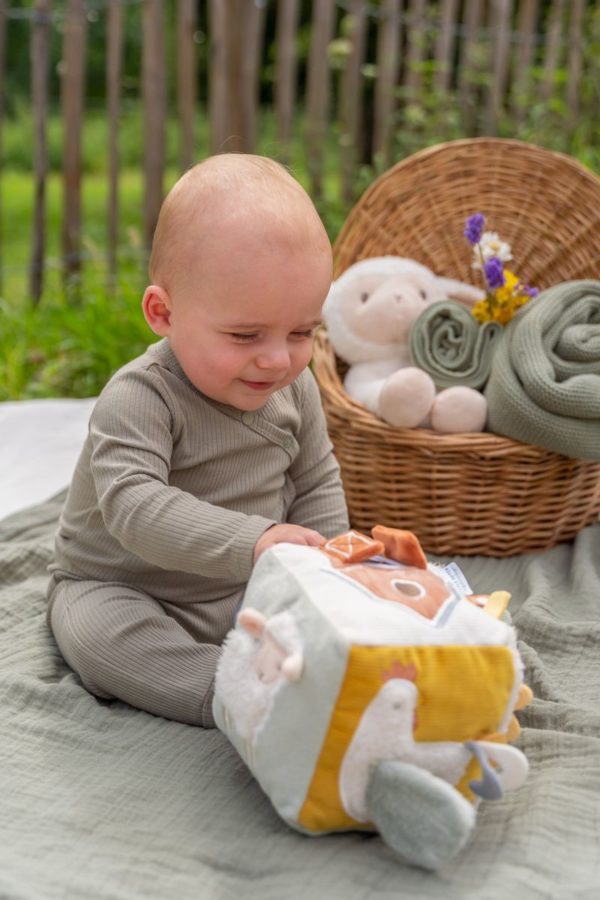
[231,515,278,581]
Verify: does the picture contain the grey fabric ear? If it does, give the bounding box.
[366,760,476,870]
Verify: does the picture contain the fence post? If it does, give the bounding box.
[0,0,6,294]
[541,0,566,102]
[61,0,88,282]
[305,0,335,200]
[30,0,52,305]
[459,0,485,136]
[208,0,265,154]
[339,0,367,207]
[275,0,300,159]
[404,0,427,101]
[512,0,539,124]
[142,0,167,254]
[373,0,401,170]
[566,0,585,137]
[106,0,123,290]
[485,0,513,135]
[433,0,458,94]
[177,0,197,172]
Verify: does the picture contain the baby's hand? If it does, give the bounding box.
[253,524,325,563]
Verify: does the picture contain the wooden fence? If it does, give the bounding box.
[0,0,596,301]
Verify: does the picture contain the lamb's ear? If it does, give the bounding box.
[437,277,485,307]
[281,653,304,682]
[237,608,267,637]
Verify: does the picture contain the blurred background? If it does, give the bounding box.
[0,0,598,399]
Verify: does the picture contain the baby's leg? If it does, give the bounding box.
[47,579,237,727]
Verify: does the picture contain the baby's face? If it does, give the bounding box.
[165,241,332,411]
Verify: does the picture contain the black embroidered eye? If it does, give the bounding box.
[420,290,427,300]
[361,292,369,303]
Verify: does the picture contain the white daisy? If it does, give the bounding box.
[472,231,513,269]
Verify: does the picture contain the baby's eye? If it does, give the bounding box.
[290,329,315,340]
[230,333,258,343]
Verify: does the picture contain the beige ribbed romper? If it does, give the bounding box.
[47,339,349,727]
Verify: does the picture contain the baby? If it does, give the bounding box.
[47,154,349,727]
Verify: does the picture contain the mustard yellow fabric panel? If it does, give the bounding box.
[298,644,516,832]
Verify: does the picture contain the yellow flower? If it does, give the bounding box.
[472,299,494,324]
[471,270,534,325]
[494,270,528,305]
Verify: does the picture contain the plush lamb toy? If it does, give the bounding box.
[323,256,488,432]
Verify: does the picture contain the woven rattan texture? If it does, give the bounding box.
[314,139,600,556]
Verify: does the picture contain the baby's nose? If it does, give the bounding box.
[256,346,290,371]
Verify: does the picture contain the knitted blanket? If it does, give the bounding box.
[410,301,502,390]
[485,280,600,459]
[3,493,600,898]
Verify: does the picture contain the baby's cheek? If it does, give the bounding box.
[293,341,315,372]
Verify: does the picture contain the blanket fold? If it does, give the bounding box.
[410,301,502,390]
[485,280,600,459]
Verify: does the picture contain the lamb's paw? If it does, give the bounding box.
[378,368,435,428]
[366,760,476,870]
[431,386,487,433]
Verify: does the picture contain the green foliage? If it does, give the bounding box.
[1,2,599,400]
[0,269,152,400]
[1,102,211,174]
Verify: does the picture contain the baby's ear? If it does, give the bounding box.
[142,285,173,336]
[437,277,485,307]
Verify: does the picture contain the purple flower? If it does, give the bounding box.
[464,213,485,245]
[483,257,505,290]
[516,280,539,299]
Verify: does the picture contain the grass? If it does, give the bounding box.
[0,277,153,400]
[0,93,598,401]
[0,101,361,397]
[0,167,152,399]
[0,109,355,400]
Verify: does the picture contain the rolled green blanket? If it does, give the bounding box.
[410,301,502,391]
[485,280,600,459]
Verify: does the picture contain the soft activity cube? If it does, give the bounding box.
[213,528,530,870]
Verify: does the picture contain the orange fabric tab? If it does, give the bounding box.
[322,530,384,564]
[371,525,428,569]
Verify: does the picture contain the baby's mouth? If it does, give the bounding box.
[240,379,277,391]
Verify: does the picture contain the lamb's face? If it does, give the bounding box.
[333,272,440,345]
[255,633,287,684]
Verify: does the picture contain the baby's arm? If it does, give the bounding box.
[89,370,276,582]
[285,370,350,537]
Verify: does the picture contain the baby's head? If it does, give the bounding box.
[143,154,333,411]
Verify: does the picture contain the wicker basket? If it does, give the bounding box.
[313,138,600,556]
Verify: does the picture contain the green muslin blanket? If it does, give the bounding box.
[410,301,502,390]
[485,280,600,459]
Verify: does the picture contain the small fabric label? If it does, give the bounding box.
[431,561,473,597]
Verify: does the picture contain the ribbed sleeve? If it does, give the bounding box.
[90,370,274,580]
[286,370,349,538]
